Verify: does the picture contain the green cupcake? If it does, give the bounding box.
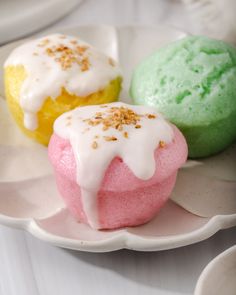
[130,35,236,158]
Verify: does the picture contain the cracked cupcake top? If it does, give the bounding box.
[130,35,236,126]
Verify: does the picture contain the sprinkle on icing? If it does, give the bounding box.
[92,141,98,149]
[4,34,121,131]
[79,105,160,148]
[44,42,90,71]
[54,102,174,229]
[159,140,166,148]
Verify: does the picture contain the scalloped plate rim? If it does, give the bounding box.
[0,210,235,252]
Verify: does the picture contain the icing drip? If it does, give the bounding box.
[4,34,121,131]
[54,102,174,229]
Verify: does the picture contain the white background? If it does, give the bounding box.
[0,1,235,294]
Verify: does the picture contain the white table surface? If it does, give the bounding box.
[0,1,235,294]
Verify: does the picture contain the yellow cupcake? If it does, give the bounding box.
[4,34,122,145]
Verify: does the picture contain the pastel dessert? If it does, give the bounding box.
[130,35,236,158]
[48,102,187,230]
[4,34,122,145]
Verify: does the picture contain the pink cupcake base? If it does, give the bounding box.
[54,170,177,229]
[48,125,187,230]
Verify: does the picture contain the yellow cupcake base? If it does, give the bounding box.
[4,65,122,145]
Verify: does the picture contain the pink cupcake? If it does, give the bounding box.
[48,102,187,230]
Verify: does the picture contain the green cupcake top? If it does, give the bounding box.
[130,35,236,127]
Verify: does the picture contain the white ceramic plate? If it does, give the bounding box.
[194,245,236,295]
[0,25,235,252]
[0,0,82,45]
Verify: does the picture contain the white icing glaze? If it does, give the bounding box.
[54,102,174,229]
[4,34,121,131]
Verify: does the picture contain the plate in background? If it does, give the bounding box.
[194,245,236,295]
[0,0,82,45]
